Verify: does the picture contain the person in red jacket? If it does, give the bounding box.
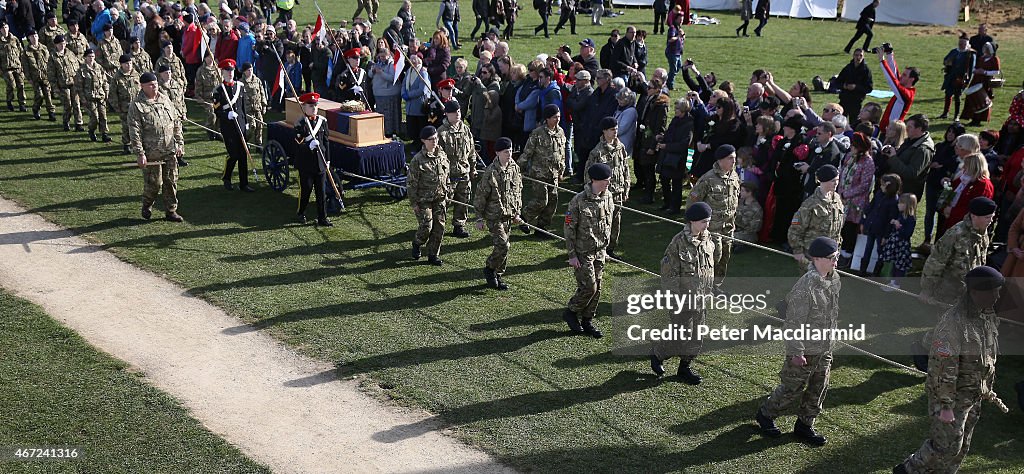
[942,135,995,235]
[215,18,240,63]
[180,14,202,96]
[877,47,919,135]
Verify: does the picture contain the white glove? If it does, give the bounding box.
[227,111,238,120]
[309,139,320,150]
[351,86,363,94]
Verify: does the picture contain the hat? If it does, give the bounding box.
[299,92,320,104]
[130,36,140,43]
[714,144,736,161]
[218,58,236,70]
[588,163,612,181]
[343,48,361,59]
[816,164,839,182]
[579,38,595,48]
[599,116,617,130]
[140,72,157,83]
[685,202,713,222]
[239,62,252,72]
[235,15,248,23]
[102,23,112,31]
[238,22,250,32]
[495,137,513,152]
[969,196,997,216]
[575,70,591,81]
[161,40,172,48]
[53,34,65,44]
[783,116,804,132]
[420,125,437,140]
[83,48,95,56]
[436,78,455,89]
[66,18,78,26]
[183,13,193,23]
[26,28,36,36]
[808,236,839,258]
[119,53,131,64]
[45,12,55,20]
[543,104,560,120]
[964,265,1006,291]
[157,64,171,73]
[851,131,871,151]
[444,99,460,113]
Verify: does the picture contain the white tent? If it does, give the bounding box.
[842,0,960,26]
[769,0,838,19]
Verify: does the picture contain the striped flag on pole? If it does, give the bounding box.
[272,63,285,99]
[312,13,327,44]
[392,48,405,85]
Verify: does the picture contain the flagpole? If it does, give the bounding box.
[312,1,377,111]
[200,34,258,179]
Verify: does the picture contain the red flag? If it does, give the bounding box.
[391,48,405,86]
[272,63,285,99]
[312,14,327,44]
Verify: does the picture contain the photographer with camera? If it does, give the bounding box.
[876,43,919,135]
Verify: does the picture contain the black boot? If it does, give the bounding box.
[581,318,603,338]
[428,255,443,266]
[484,266,498,288]
[101,133,112,142]
[17,104,26,112]
[756,408,781,437]
[177,157,189,167]
[562,309,583,334]
[650,355,665,377]
[910,340,929,373]
[316,218,333,227]
[411,241,422,259]
[677,362,702,385]
[892,463,909,474]
[32,109,40,120]
[793,420,826,446]
[89,130,97,141]
[223,181,234,191]
[518,222,531,234]
[74,124,85,132]
[122,144,130,154]
[494,274,509,291]
[296,214,307,224]
[63,122,70,131]
[48,112,56,121]
[6,101,12,111]
[452,225,470,238]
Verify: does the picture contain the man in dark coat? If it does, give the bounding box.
[575,69,618,181]
[599,29,618,70]
[611,25,636,78]
[835,48,873,120]
[844,0,877,54]
[797,122,843,198]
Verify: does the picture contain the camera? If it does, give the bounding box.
[870,43,894,54]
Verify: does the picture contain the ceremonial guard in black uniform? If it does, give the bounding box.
[293,92,332,226]
[334,48,367,104]
[212,59,252,191]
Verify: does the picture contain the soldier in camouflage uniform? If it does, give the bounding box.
[689,144,741,292]
[63,20,88,57]
[194,53,221,140]
[21,30,55,120]
[0,21,26,112]
[788,165,845,268]
[919,197,995,306]
[240,62,266,148]
[518,104,566,237]
[734,182,763,244]
[130,72,185,222]
[155,41,186,89]
[563,163,615,339]
[895,266,1007,474]
[474,137,523,290]
[584,116,631,257]
[128,37,153,75]
[437,99,477,239]
[47,35,83,131]
[75,48,111,142]
[109,54,140,154]
[38,13,65,51]
[654,201,715,384]
[407,125,452,266]
[757,236,841,447]
[96,24,122,77]
[157,64,187,165]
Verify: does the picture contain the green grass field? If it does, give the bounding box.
[1,2,1023,473]
[0,291,269,473]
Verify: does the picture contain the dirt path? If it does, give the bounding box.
[0,196,512,474]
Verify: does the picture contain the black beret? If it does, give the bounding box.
[161,40,172,48]
[969,196,997,216]
[239,62,253,72]
[587,163,612,181]
[816,164,839,182]
[685,202,712,222]
[783,116,804,131]
[53,34,65,43]
[420,125,437,140]
[543,103,560,120]
[83,48,95,56]
[808,236,839,258]
[119,53,131,63]
[157,64,171,73]
[66,18,78,25]
[444,99,460,113]
[599,116,617,130]
[130,36,140,43]
[102,23,112,31]
[964,265,1005,290]
[45,12,55,20]
[495,137,513,152]
[26,28,36,35]
[140,72,157,83]
[715,144,736,161]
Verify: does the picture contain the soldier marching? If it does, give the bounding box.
[474,137,523,290]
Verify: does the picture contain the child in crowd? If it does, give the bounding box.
[736,146,760,188]
[734,182,763,248]
[858,173,902,275]
[284,50,303,97]
[880,193,917,291]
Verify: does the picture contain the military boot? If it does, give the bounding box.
[755,408,781,437]
[177,157,189,167]
[428,255,443,266]
[32,109,41,120]
[122,144,130,154]
[101,133,112,142]
[74,124,84,132]
[518,222,531,234]
[63,122,70,131]
[165,211,184,223]
[494,274,509,291]
[6,101,12,111]
[89,130,97,141]
[141,205,152,220]
[17,104,26,112]
[892,463,909,474]
[677,362,702,385]
[650,355,665,377]
[484,266,498,288]
[562,309,583,334]
[793,420,826,446]
[47,111,55,121]
[452,225,470,238]
[411,241,422,259]
[581,318,603,338]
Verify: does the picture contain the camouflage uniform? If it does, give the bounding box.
[21,40,54,116]
[109,68,140,145]
[658,223,715,362]
[242,72,266,147]
[159,76,186,120]
[564,183,615,322]
[473,158,523,276]
[96,37,122,76]
[900,297,1000,474]
[128,90,184,213]
[734,198,764,243]
[130,45,153,75]
[0,30,26,108]
[47,46,82,126]
[788,187,845,261]
[761,264,841,428]
[407,146,452,258]
[194,61,221,133]
[63,31,88,57]
[689,161,741,289]
[437,115,477,230]
[39,24,66,51]
[584,136,631,253]
[75,58,109,134]
[920,217,990,305]
[518,124,566,231]
[155,53,186,91]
